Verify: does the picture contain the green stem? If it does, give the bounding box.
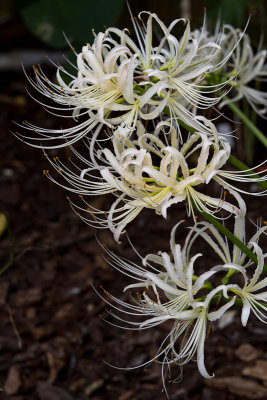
[243,98,255,166]
[226,100,267,148]
[191,202,267,275]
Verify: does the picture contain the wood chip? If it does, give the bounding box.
[15,287,43,306]
[4,365,21,395]
[118,389,135,400]
[235,343,263,362]
[205,376,267,399]
[37,383,75,400]
[242,360,267,381]
[84,379,104,396]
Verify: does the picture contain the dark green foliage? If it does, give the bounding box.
[14,0,123,48]
[206,0,262,27]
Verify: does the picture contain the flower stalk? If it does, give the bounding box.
[226,100,267,148]
[191,201,267,275]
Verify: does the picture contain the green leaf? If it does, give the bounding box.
[14,0,123,48]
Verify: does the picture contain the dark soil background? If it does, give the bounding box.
[1,4,267,400]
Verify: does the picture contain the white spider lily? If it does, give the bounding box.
[186,217,267,326]
[109,11,244,132]
[44,121,249,241]
[16,31,155,148]
[98,222,237,380]
[213,242,267,326]
[188,216,267,266]
[216,31,267,117]
[16,10,249,155]
[15,32,131,148]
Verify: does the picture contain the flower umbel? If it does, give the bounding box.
[98,222,239,382]
[15,12,244,150]
[44,120,253,240]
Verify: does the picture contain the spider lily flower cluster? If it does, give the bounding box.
[201,26,267,117]
[16,9,267,387]
[100,219,267,380]
[16,12,245,149]
[44,119,255,241]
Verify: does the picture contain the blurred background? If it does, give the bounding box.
[1,1,267,399]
